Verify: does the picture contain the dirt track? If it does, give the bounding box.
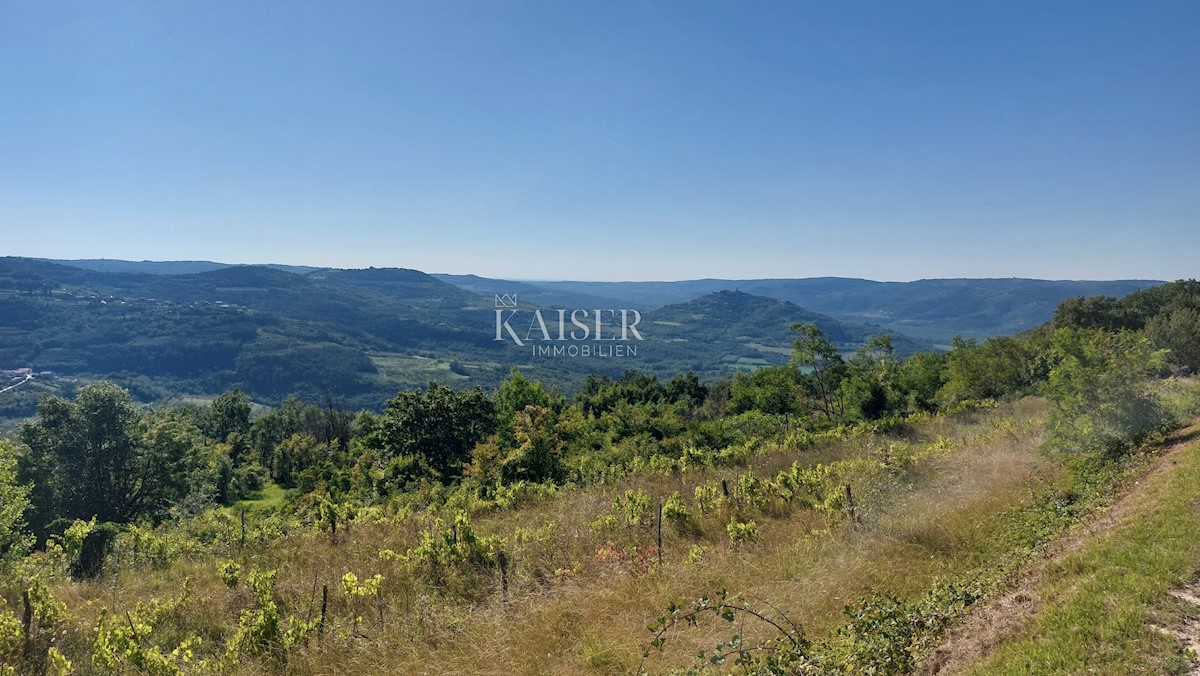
[919,424,1200,675]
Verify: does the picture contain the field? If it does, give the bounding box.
[6,388,1200,674]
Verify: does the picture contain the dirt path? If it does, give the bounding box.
[919,423,1200,675]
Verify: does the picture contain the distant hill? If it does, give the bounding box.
[432,273,628,310]
[443,276,1164,344]
[50,260,1162,344]
[640,290,928,375]
[646,290,926,351]
[0,257,497,414]
[0,257,930,418]
[1,256,1164,422]
[719,277,1164,343]
[39,258,323,276]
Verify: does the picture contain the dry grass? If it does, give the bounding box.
[20,399,1066,674]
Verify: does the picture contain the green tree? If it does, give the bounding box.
[1053,295,1131,331]
[840,335,898,420]
[495,368,561,420]
[203,388,252,451]
[470,405,567,486]
[1116,279,1200,330]
[375,382,496,482]
[938,336,1041,405]
[250,395,352,477]
[271,433,324,488]
[790,323,846,419]
[665,372,708,409]
[140,408,211,514]
[729,366,805,416]
[18,382,204,534]
[894,351,946,413]
[1145,307,1200,372]
[1054,280,1200,335]
[1045,328,1173,458]
[250,395,304,468]
[0,439,33,567]
[574,370,668,417]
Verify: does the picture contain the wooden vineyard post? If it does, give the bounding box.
[657,499,664,567]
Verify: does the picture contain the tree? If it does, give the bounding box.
[937,336,1041,405]
[666,372,708,409]
[465,371,576,488]
[203,388,252,450]
[840,335,898,420]
[250,395,353,475]
[1116,279,1200,331]
[250,395,305,469]
[1054,280,1200,335]
[505,405,567,484]
[495,368,560,421]
[1053,295,1131,332]
[469,405,567,486]
[894,351,946,413]
[790,323,846,419]
[139,409,211,514]
[18,382,204,534]
[491,368,562,457]
[1045,328,1173,458]
[0,439,33,567]
[1146,307,1200,372]
[375,383,496,482]
[729,366,806,416]
[271,433,324,488]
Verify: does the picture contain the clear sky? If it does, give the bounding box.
[1,1,1196,281]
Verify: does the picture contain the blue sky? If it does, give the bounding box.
[1,1,1196,281]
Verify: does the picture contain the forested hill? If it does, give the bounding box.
[41,258,1162,344]
[0,257,923,419]
[34,258,322,276]
[436,275,1164,344]
[645,290,929,362]
[0,257,498,415]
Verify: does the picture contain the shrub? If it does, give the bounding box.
[726,518,759,545]
[1045,328,1174,458]
[661,491,694,534]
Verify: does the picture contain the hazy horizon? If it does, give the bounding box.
[19,255,1172,285]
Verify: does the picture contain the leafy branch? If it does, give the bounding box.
[639,587,809,673]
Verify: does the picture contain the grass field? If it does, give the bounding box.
[9,388,1200,674]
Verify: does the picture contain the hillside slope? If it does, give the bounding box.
[1,258,918,414]
[934,421,1200,674]
[459,276,1164,344]
[16,395,1199,674]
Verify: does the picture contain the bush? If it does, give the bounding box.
[72,522,119,580]
[661,491,696,535]
[1045,328,1174,458]
[726,517,759,545]
[50,518,120,580]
